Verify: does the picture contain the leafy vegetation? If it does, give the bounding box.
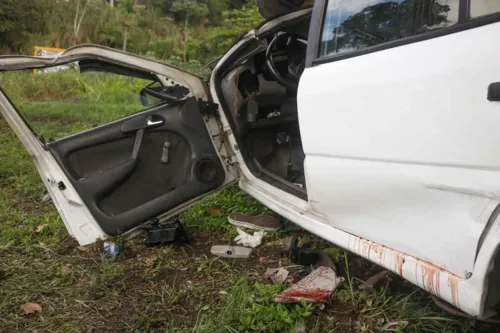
[0,0,262,67]
[238,283,313,332]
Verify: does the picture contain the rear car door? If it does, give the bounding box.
[0,45,236,245]
[299,0,500,279]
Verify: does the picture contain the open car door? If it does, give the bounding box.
[0,45,237,245]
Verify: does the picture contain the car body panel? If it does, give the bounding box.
[297,22,500,279]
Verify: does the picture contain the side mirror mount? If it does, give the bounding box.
[139,82,165,106]
[139,82,190,106]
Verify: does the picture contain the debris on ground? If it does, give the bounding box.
[257,254,277,264]
[211,245,253,258]
[313,303,326,310]
[20,302,42,314]
[76,246,90,253]
[273,266,344,303]
[359,270,390,291]
[34,224,47,233]
[294,322,306,333]
[41,193,51,202]
[234,227,266,248]
[144,219,189,247]
[61,265,72,275]
[72,276,90,287]
[382,320,409,331]
[205,207,221,215]
[228,213,281,231]
[103,241,121,258]
[266,267,289,283]
[290,237,335,268]
[144,255,158,266]
[286,267,313,284]
[265,236,294,250]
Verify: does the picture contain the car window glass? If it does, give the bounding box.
[0,63,157,140]
[470,0,500,18]
[319,0,459,58]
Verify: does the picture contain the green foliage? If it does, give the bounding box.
[171,0,209,22]
[238,283,313,332]
[0,0,41,51]
[188,2,262,63]
[207,0,229,25]
[0,70,151,139]
[147,38,181,59]
[118,0,135,14]
[0,0,261,70]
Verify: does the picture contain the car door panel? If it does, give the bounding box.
[298,21,500,278]
[0,46,234,245]
[45,97,225,236]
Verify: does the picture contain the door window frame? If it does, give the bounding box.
[305,0,500,67]
[1,58,164,142]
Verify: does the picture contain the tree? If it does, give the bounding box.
[73,0,90,44]
[171,0,208,62]
[118,1,138,51]
[185,1,261,63]
[207,0,229,25]
[0,0,41,52]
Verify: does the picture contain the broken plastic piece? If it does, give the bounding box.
[382,321,409,331]
[290,237,335,268]
[273,266,344,303]
[143,219,189,247]
[103,241,121,258]
[211,245,252,258]
[234,228,266,248]
[266,267,289,283]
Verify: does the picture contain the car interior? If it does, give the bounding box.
[214,11,311,199]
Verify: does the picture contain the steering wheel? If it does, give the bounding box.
[265,32,306,90]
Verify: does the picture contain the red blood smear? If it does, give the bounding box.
[275,289,332,302]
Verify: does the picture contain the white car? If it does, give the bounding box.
[1,0,500,320]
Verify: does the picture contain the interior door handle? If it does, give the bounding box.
[488,82,500,101]
[147,115,164,126]
[121,114,165,133]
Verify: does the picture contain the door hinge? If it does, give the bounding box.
[198,99,219,116]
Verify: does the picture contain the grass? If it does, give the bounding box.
[0,70,493,332]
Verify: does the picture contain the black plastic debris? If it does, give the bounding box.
[143,218,189,247]
[290,236,335,268]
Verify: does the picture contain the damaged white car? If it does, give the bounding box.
[1,0,500,320]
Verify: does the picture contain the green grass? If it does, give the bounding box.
[0,70,150,140]
[0,70,491,332]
